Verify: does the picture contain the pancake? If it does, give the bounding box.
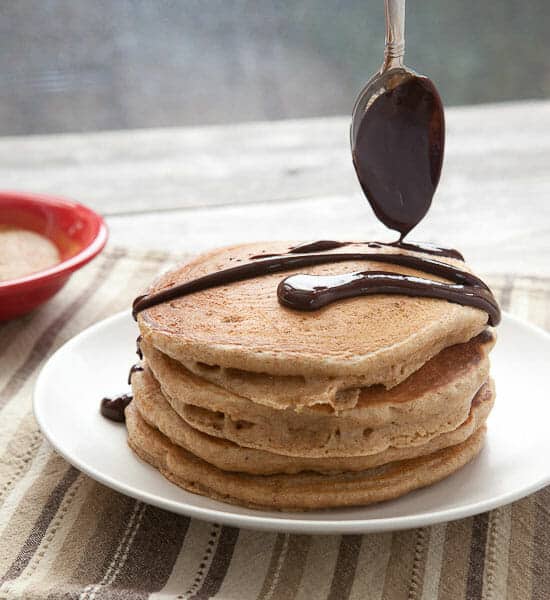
[128,241,498,510]
[178,356,365,411]
[132,367,494,475]
[176,329,494,411]
[142,331,494,414]
[125,402,487,510]
[140,333,493,457]
[138,242,488,383]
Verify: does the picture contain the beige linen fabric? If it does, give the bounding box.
[0,248,548,599]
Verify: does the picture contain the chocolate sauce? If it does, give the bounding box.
[352,77,445,238]
[101,358,141,422]
[133,245,500,325]
[136,335,143,360]
[278,271,498,325]
[100,394,132,423]
[127,364,144,385]
[252,240,463,261]
[249,241,350,260]
[389,240,463,261]
[289,240,350,254]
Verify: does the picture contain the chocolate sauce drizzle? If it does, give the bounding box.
[127,364,144,385]
[132,241,500,326]
[251,240,462,261]
[386,240,463,261]
[289,240,350,254]
[100,394,132,423]
[292,240,464,260]
[101,339,144,422]
[278,271,497,320]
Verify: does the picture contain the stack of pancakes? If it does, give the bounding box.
[127,242,496,510]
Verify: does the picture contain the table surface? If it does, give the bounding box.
[1,99,549,275]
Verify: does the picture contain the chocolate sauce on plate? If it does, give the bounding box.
[100,394,132,423]
[351,77,445,239]
[100,341,143,422]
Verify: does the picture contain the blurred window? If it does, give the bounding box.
[1,1,548,135]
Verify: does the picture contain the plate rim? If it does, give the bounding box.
[33,310,550,534]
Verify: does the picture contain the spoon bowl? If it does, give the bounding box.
[350,0,445,240]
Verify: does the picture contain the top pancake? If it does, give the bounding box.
[138,241,489,382]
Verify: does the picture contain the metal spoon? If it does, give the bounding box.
[350,0,445,241]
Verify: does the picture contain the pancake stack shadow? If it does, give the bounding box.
[127,242,497,511]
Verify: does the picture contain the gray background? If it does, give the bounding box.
[1,0,549,135]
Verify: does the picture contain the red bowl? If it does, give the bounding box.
[0,191,108,320]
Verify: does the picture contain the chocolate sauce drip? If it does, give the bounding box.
[132,246,499,325]
[136,335,143,360]
[100,394,132,423]
[127,364,144,385]
[278,271,499,325]
[352,77,445,238]
[476,329,494,346]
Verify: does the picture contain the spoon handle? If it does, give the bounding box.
[383,0,406,70]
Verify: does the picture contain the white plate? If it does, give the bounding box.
[34,311,550,534]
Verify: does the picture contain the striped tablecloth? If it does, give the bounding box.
[0,248,549,600]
